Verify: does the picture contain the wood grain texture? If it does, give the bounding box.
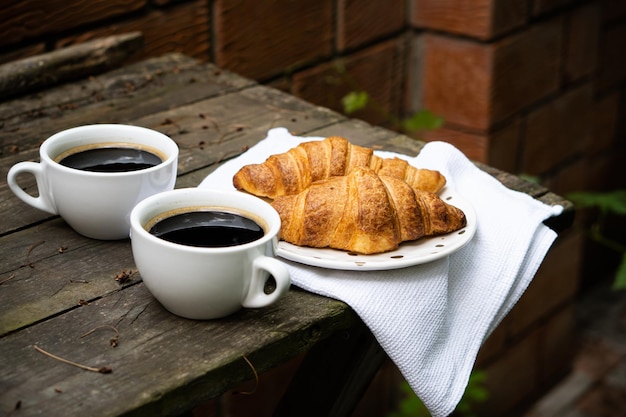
[0,219,136,336]
[0,32,144,100]
[1,283,354,417]
[0,54,258,235]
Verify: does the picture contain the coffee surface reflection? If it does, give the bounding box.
[148,210,265,247]
[57,145,163,172]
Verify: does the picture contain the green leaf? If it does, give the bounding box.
[387,373,489,417]
[386,381,430,417]
[341,91,369,114]
[402,110,444,132]
[612,253,626,290]
[566,190,626,215]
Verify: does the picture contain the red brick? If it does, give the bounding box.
[337,0,405,51]
[476,329,541,416]
[265,76,291,94]
[422,118,522,173]
[421,19,561,131]
[421,34,493,130]
[292,39,404,127]
[411,0,527,40]
[421,126,489,163]
[590,92,621,155]
[404,34,424,116]
[487,118,522,173]
[57,1,210,62]
[522,84,593,175]
[564,2,601,83]
[545,157,589,197]
[491,18,562,124]
[587,150,626,191]
[597,22,626,92]
[0,0,147,47]
[213,0,333,81]
[507,231,582,338]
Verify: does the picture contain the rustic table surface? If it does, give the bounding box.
[0,51,573,417]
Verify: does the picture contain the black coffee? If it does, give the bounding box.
[58,146,162,172]
[149,210,264,248]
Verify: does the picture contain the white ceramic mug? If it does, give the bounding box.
[129,188,291,320]
[7,124,178,240]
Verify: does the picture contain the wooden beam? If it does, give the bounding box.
[0,32,144,100]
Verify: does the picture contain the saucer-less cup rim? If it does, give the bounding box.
[129,188,291,320]
[6,123,179,240]
[39,123,178,177]
[130,188,281,253]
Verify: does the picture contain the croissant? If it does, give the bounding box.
[271,167,466,254]
[233,136,446,199]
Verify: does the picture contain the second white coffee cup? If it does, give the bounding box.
[129,188,291,320]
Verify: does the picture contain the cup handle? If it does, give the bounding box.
[242,256,291,308]
[7,162,58,214]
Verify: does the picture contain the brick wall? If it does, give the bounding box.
[2,1,625,416]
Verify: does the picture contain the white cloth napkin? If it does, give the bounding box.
[199,127,563,417]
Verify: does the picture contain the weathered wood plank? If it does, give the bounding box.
[0,148,46,236]
[0,57,260,235]
[0,282,354,417]
[0,53,255,156]
[174,115,573,227]
[306,118,427,155]
[0,32,144,100]
[0,218,137,336]
[0,84,344,235]
[131,85,346,178]
[174,119,424,189]
[0,86,347,334]
[0,53,197,124]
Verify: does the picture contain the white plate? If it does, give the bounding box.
[276,187,477,271]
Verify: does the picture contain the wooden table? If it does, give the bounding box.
[0,52,573,417]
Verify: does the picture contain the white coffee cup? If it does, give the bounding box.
[7,124,178,240]
[129,188,291,320]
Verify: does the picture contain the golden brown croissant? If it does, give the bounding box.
[270,167,466,254]
[233,136,446,199]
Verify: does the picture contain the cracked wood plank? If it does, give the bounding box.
[0,32,144,100]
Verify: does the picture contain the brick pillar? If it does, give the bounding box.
[405,0,626,415]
